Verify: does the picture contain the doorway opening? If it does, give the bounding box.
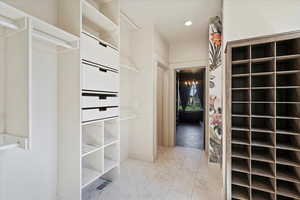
[175,68,206,150]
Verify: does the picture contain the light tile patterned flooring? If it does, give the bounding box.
[97,146,223,200]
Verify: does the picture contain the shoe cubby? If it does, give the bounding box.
[252,60,275,73]
[277,134,300,151]
[232,46,250,61]
[276,118,300,134]
[232,103,250,115]
[232,171,250,187]
[82,123,104,156]
[251,117,274,132]
[277,72,300,87]
[276,164,300,184]
[104,143,119,174]
[251,160,275,178]
[276,180,300,199]
[277,56,300,72]
[228,34,300,200]
[252,89,275,102]
[232,90,250,102]
[252,189,275,200]
[232,76,250,88]
[232,157,250,173]
[232,116,250,129]
[232,130,250,145]
[232,144,250,159]
[232,184,250,200]
[277,88,300,103]
[251,74,274,88]
[252,103,274,116]
[251,146,275,163]
[251,42,275,59]
[276,149,300,167]
[276,195,296,200]
[276,103,300,118]
[251,175,275,193]
[82,150,104,188]
[276,38,300,57]
[104,119,119,146]
[251,131,274,147]
[232,63,250,75]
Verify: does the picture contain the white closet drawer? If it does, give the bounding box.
[82,107,119,122]
[82,62,119,93]
[82,95,119,108]
[81,32,119,71]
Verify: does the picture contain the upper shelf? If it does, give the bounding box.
[0,2,79,49]
[82,0,118,33]
[120,56,139,72]
[0,133,28,151]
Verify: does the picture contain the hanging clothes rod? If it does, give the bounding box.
[120,11,141,31]
[0,15,19,30]
[32,28,73,49]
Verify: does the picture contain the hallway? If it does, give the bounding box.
[85,147,222,200]
[176,123,204,149]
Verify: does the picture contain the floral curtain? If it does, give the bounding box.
[208,16,223,164]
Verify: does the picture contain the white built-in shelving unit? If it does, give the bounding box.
[0,2,79,151]
[58,0,120,199]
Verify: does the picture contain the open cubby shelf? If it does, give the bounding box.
[232,184,250,200]
[251,160,275,178]
[229,36,300,200]
[251,175,275,193]
[252,189,275,200]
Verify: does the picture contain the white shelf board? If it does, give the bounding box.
[81,167,102,188]
[120,110,137,121]
[104,158,118,174]
[104,137,118,147]
[0,2,79,49]
[0,133,28,150]
[82,30,118,50]
[82,116,119,126]
[0,2,26,21]
[82,0,118,33]
[82,143,103,157]
[120,64,139,72]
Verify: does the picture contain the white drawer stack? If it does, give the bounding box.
[81,32,119,123]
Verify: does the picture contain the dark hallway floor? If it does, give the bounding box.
[176,122,204,150]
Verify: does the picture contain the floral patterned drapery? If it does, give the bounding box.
[208,16,223,164]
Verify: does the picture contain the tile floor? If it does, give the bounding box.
[176,122,204,149]
[92,146,223,200]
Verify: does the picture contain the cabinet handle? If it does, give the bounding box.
[98,68,107,73]
[99,41,107,48]
[99,95,107,100]
[99,107,107,111]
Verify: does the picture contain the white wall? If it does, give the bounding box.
[223,0,300,44]
[154,29,169,64]
[0,41,58,200]
[169,39,208,67]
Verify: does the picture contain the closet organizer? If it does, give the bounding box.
[226,31,300,200]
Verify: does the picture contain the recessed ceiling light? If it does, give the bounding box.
[184,20,193,26]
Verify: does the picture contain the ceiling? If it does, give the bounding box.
[121,0,221,45]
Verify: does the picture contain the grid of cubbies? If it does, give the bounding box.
[230,38,300,200]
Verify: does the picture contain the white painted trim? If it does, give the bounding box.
[120,11,141,31]
[170,59,208,69]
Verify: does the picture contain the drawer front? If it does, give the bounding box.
[82,107,119,122]
[82,95,119,108]
[81,33,119,71]
[82,62,119,93]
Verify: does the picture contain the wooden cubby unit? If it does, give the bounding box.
[227,32,300,200]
